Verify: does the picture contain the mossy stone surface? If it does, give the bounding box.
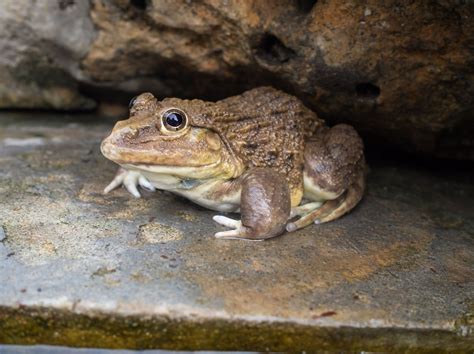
[0,113,473,352]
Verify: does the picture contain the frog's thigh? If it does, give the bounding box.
[214,168,291,240]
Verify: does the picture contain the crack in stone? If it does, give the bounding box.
[0,225,6,243]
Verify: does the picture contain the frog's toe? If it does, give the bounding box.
[214,229,263,241]
[212,216,243,239]
[213,216,262,241]
[213,215,241,228]
[123,171,142,198]
[104,168,157,198]
[286,222,298,232]
[103,168,127,194]
[138,175,156,192]
[290,201,322,217]
[214,229,240,239]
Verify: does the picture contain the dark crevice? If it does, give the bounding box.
[296,0,318,13]
[130,0,148,11]
[0,225,7,244]
[253,33,296,65]
[58,0,75,10]
[356,83,381,98]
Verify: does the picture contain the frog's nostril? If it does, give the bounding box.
[124,126,157,142]
[119,127,138,141]
[131,130,139,139]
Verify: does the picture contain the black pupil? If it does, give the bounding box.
[165,112,183,127]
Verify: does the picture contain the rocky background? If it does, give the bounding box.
[0,0,473,159]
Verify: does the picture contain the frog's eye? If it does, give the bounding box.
[129,96,138,109]
[162,109,188,132]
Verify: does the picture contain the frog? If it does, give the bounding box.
[101,86,366,240]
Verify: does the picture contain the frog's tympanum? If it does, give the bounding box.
[101,87,366,240]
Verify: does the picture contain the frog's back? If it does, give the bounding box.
[192,87,324,203]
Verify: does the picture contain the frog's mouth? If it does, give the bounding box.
[120,161,226,180]
[101,141,221,167]
[102,143,237,180]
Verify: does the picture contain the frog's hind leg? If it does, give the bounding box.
[286,173,365,232]
[315,173,365,224]
[290,201,323,218]
[286,198,340,232]
[286,124,366,232]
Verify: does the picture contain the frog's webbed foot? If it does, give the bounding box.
[103,167,155,198]
[212,168,291,241]
[213,216,263,241]
[213,215,241,236]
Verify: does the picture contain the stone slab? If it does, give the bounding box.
[0,113,473,352]
[0,345,240,354]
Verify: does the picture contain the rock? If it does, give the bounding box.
[1,112,473,351]
[0,1,473,159]
[0,1,96,110]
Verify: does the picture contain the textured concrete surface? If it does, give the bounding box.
[0,113,473,352]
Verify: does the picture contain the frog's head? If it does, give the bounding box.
[101,93,243,179]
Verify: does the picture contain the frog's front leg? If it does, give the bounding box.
[104,167,155,198]
[213,168,291,240]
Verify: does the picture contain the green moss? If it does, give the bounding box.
[0,306,472,352]
[454,303,474,337]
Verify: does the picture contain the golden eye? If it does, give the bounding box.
[162,109,187,131]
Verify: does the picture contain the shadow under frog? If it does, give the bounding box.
[101,87,366,240]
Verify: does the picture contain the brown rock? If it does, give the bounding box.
[0,1,96,110]
[1,1,473,158]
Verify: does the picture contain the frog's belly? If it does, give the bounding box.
[173,180,241,212]
[142,172,241,212]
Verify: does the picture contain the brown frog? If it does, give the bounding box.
[101,87,366,240]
